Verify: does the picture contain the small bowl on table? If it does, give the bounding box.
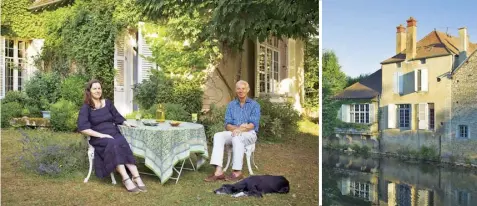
[169,121,181,127]
[143,120,159,126]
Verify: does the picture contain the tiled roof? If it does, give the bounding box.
[333,69,382,99]
[381,30,477,64]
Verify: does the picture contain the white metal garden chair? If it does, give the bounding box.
[83,136,117,184]
[223,143,258,175]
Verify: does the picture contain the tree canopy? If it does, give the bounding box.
[136,0,319,50]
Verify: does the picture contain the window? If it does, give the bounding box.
[4,39,27,92]
[398,104,411,129]
[420,58,426,64]
[429,103,435,130]
[258,37,280,94]
[396,62,402,68]
[459,125,469,138]
[415,68,428,92]
[350,104,370,124]
[350,181,371,201]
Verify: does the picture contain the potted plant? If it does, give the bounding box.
[40,98,51,119]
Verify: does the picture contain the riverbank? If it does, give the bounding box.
[323,143,477,170]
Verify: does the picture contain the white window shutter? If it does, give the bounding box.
[421,68,428,92]
[26,39,44,77]
[341,104,350,122]
[0,36,4,98]
[114,35,126,89]
[369,103,375,123]
[418,103,428,130]
[138,22,156,83]
[387,104,396,128]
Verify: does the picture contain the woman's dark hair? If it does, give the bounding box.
[84,79,103,108]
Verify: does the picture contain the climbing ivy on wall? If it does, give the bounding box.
[1,0,47,38]
[1,0,141,100]
[323,98,375,137]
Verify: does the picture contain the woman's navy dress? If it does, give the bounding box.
[77,99,136,178]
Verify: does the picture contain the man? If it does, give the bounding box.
[205,80,261,182]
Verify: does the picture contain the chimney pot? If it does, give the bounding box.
[406,17,417,27]
[396,24,405,33]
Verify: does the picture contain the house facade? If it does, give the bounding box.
[379,17,476,154]
[445,50,477,161]
[333,69,382,150]
[202,37,305,113]
[1,0,306,116]
[333,17,477,159]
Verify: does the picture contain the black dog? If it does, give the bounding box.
[214,175,290,198]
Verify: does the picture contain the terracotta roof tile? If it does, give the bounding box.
[333,69,382,99]
[381,30,477,64]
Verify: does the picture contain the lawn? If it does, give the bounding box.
[1,119,318,206]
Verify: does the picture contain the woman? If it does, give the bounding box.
[77,79,146,193]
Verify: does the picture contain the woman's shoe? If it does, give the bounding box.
[122,178,141,193]
[132,176,147,192]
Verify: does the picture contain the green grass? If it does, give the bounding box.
[1,119,318,206]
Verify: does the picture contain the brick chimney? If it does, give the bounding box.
[406,17,417,60]
[396,24,406,53]
[458,27,468,55]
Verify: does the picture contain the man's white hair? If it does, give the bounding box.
[236,80,250,90]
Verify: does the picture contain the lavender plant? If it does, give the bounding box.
[16,129,88,177]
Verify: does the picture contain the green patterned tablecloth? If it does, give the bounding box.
[118,120,209,184]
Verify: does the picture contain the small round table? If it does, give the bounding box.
[119,120,209,184]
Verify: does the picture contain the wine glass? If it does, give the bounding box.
[135,112,142,126]
[192,113,198,123]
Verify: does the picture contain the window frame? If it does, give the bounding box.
[459,125,469,139]
[257,37,280,95]
[4,38,28,93]
[350,103,370,124]
[398,104,411,129]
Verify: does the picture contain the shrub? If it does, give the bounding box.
[145,103,190,122]
[256,97,301,142]
[16,130,88,177]
[24,71,62,111]
[170,79,203,113]
[1,91,28,105]
[200,104,227,142]
[419,146,439,162]
[133,70,203,113]
[60,74,88,107]
[22,103,42,118]
[199,98,301,143]
[1,102,23,128]
[50,99,78,132]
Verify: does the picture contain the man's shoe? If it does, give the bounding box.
[204,173,226,182]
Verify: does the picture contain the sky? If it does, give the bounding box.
[323,0,477,77]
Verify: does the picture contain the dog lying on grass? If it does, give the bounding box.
[214,175,290,198]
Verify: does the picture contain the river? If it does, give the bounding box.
[322,150,477,206]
